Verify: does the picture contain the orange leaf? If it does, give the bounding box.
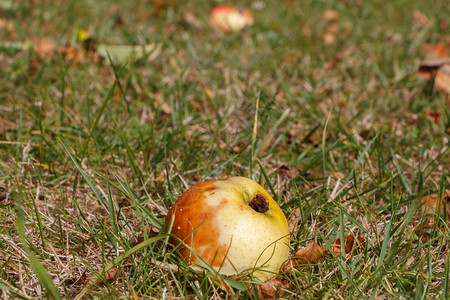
[94,267,120,286]
[283,241,325,272]
[424,111,442,125]
[435,64,450,96]
[419,190,450,227]
[416,58,450,80]
[331,234,365,258]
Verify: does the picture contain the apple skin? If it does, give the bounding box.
[209,5,254,33]
[164,176,290,281]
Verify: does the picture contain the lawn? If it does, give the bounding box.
[0,0,449,299]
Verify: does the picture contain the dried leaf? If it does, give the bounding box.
[419,190,450,227]
[330,234,366,259]
[0,117,16,131]
[0,0,14,10]
[0,18,13,31]
[32,38,57,57]
[429,43,449,58]
[132,225,160,247]
[94,267,120,286]
[435,64,450,95]
[323,10,339,23]
[96,43,161,65]
[423,111,442,124]
[417,57,450,80]
[252,277,289,298]
[282,241,325,272]
[288,207,302,233]
[323,32,337,45]
[182,12,202,29]
[413,10,429,27]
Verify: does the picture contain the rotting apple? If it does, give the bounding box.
[164,176,290,281]
[209,5,254,33]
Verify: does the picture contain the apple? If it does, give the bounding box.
[164,176,290,281]
[209,5,254,33]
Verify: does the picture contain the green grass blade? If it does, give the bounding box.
[15,192,62,300]
[376,175,397,273]
[74,234,168,300]
[60,140,109,212]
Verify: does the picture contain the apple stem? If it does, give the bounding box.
[249,194,269,213]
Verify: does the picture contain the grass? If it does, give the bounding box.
[0,0,449,298]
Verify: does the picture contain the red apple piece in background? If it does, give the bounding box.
[164,176,290,281]
[209,5,254,33]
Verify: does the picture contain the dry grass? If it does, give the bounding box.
[0,0,449,299]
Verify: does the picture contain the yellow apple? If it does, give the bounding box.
[209,5,254,33]
[164,176,290,281]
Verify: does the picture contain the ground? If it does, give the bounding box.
[0,0,449,299]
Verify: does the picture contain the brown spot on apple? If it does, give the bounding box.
[164,180,229,267]
[249,194,269,213]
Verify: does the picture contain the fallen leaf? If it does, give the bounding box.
[423,111,442,124]
[323,10,339,23]
[430,43,449,58]
[0,41,32,52]
[288,207,302,233]
[416,57,450,80]
[94,267,120,286]
[132,225,160,247]
[413,10,429,27]
[182,12,202,29]
[282,241,325,272]
[420,41,450,61]
[0,18,13,31]
[0,117,16,131]
[0,0,14,10]
[32,37,57,57]
[209,5,254,33]
[252,277,289,298]
[330,234,366,259]
[323,32,337,45]
[96,43,161,65]
[435,64,450,95]
[419,190,450,227]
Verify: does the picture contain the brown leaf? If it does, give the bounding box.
[288,207,302,233]
[423,111,442,124]
[0,117,16,132]
[435,64,450,95]
[419,190,450,227]
[323,10,339,23]
[420,42,449,61]
[417,57,450,80]
[430,43,449,58]
[32,38,57,57]
[323,32,337,45]
[252,277,289,298]
[132,225,160,247]
[94,267,120,286]
[282,241,325,272]
[0,19,13,31]
[413,11,429,27]
[330,234,366,258]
